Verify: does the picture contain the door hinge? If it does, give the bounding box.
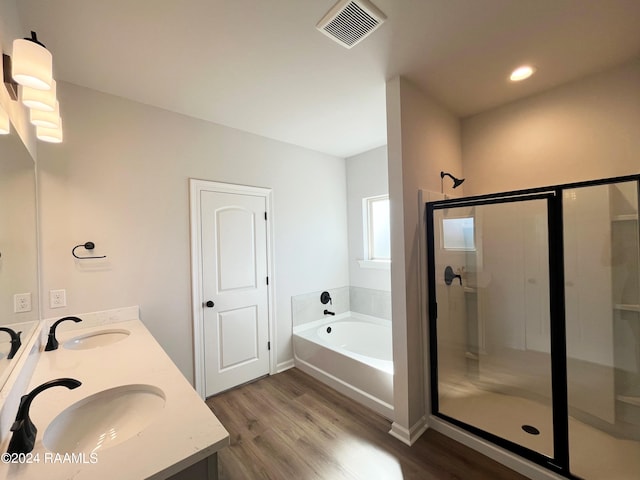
[264,211,267,221]
[266,276,269,285]
[268,341,271,350]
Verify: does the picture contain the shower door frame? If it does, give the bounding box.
[426,173,640,480]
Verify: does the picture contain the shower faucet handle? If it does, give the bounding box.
[320,291,332,305]
[444,266,462,286]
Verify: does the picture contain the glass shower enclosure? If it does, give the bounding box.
[426,175,640,479]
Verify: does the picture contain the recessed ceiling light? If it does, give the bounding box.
[510,65,536,82]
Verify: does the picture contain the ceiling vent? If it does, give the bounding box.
[316,0,386,49]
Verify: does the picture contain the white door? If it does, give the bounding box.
[200,189,270,396]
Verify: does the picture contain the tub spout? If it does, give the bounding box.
[324,310,335,316]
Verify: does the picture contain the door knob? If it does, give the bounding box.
[204,300,214,308]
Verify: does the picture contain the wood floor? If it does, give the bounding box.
[206,368,528,480]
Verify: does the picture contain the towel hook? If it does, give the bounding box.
[72,241,106,260]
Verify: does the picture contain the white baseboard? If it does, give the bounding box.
[276,359,295,373]
[388,415,429,446]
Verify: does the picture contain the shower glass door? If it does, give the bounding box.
[428,193,561,465]
[428,175,640,479]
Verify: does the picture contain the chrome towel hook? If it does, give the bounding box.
[72,241,106,259]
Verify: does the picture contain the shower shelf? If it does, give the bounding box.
[614,304,640,312]
[616,395,640,407]
[612,214,638,222]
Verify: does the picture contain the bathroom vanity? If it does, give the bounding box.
[0,306,229,480]
[0,99,228,480]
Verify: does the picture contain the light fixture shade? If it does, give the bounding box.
[12,36,53,90]
[36,119,63,143]
[30,100,60,128]
[21,79,57,111]
[0,104,10,134]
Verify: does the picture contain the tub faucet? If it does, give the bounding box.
[45,316,83,351]
[7,378,81,454]
[0,327,22,359]
[324,309,335,316]
[320,291,332,305]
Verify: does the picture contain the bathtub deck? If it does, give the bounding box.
[206,368,527,480]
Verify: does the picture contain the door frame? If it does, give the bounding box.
[189,179,276,399]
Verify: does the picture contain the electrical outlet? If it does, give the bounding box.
[14,293,32,313]
[49,289,67,309]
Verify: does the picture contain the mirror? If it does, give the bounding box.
[0,122,39,389]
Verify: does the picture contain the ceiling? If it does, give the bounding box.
[16,0,640,158]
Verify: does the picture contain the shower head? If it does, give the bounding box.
[440,171,465,189]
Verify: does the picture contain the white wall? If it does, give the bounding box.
[462,59,640,195]
[346,145,390,291]
[37,82,350,382]
[386,76,462,442]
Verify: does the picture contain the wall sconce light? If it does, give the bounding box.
[30,100,60,128]
[2,54,18,100]
[21,79,56,111]
[11,31,52,91]
[2,31,63,143]
[36,118,63,143]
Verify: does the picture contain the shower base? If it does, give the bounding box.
[439,382,640,480]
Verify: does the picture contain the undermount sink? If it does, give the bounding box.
[43,384,165,454]
[63,329,130,350]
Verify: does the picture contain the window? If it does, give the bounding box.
[442,216,475,251]
[362,195,390,265]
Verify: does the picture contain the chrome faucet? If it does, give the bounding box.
[45,316,83,351]
[0,327,22,359]
[7,378,81,454]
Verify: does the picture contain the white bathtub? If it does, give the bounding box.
[293,312,394,419]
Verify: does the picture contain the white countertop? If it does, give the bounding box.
[0,318,229,479]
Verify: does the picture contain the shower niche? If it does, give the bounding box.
[426,175,640,480]
[611,183,640,430]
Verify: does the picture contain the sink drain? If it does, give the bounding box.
[521,425,540,435]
